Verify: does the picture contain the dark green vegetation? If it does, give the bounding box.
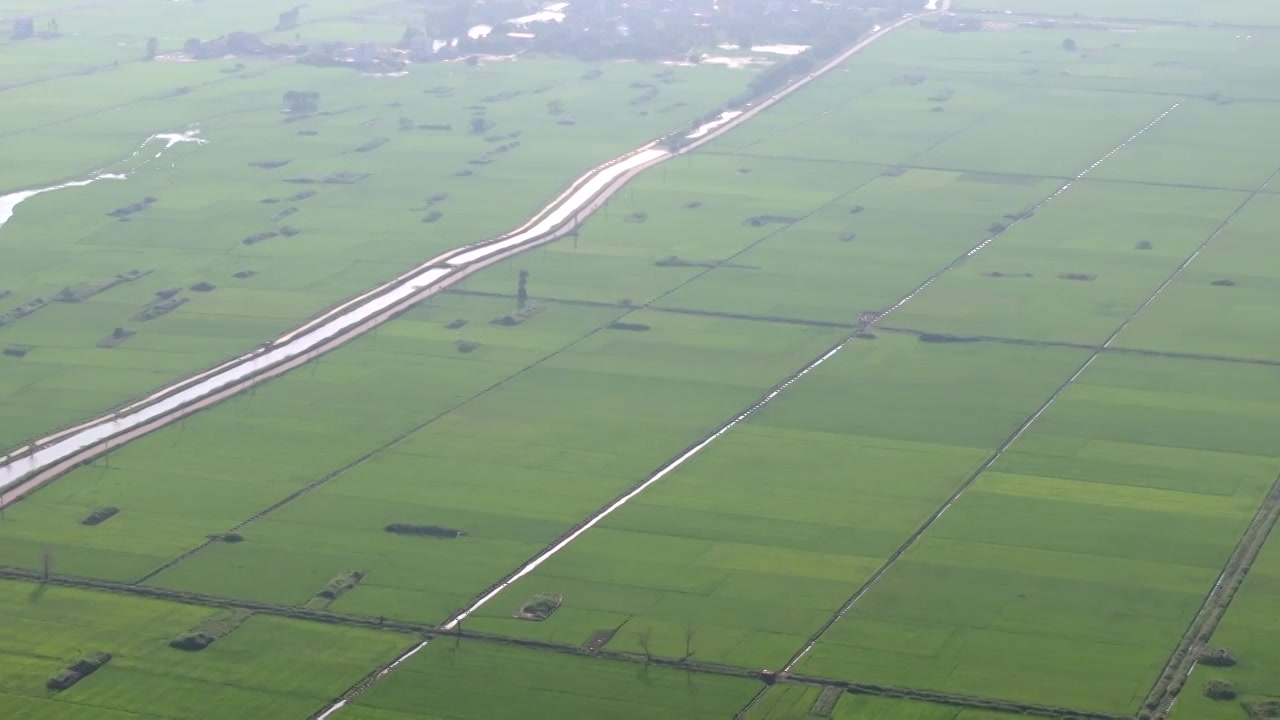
[5,0,1280,718]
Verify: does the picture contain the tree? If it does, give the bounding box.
[516,270,529,310]
[275,7,301,32]
[11,17,34,40]
[636,628,652,664]
[1204,679,1237,700]
[283,90,320,114]
[682,622,696,661]
[398,116,414,132]
[1062,38,1078,52]
[398,25,420,49]
[464,55,480,66]
[468,116,491,134]
[547,99,564,116]
[145,37,159,61]
[1199,647,1237,667]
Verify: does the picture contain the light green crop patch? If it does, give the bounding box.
[0,579,409,719]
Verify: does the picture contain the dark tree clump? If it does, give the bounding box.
[1199,647,1237,667]
[11,17,34,40]
[283,90,320,114]
[1204,679,1237,700]
[1063,38,1078,52]
[275,7,301,32]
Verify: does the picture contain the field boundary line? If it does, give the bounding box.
[735,149,1280,719]
[0,564,1127,720]
[449,293,1280,371]
[1139,479,1280,717]
[0,566,436,634]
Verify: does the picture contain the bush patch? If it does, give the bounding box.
[134,296,188,321]
[810,686,843,717]
[81,507,120,526]
[384,523,465,538]
[305,570,364,609]
[514,592,562,621]
[96,327,136,349]
[608,321,650,331]
[47,651,111,691]
[169,610,253,651]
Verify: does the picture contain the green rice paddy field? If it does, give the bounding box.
[0,578,408,718]
[4,1,1280,718]
[983,0,1279,25]
[0,0,745,449]
[748,684,1022,720]
[341,641,760,720]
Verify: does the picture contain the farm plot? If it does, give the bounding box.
[457,152,891,312]
[145,310,845,619]
[649,31,1269,331]
[959,0,1280,26]
[0,578,407,719]
[459,336,1090,668]
[1170,526,1280,720]
[796,353,1280,713]
[0,294,632,580]
[884,180,1246,345]
[465,38,1127,324]
[749,685,1023,720]
[339,639,760,720]
[647,168,1060,322]
[884,22,1280,101]
[710,28,1140,170]
[1084,100,1280,191]
[0,25,745,449]
[1114,193,1280,362]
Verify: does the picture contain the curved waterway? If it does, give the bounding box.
[0,145,670,497]
[0,130,206,235]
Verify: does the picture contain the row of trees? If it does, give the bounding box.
[403,0,883,64]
